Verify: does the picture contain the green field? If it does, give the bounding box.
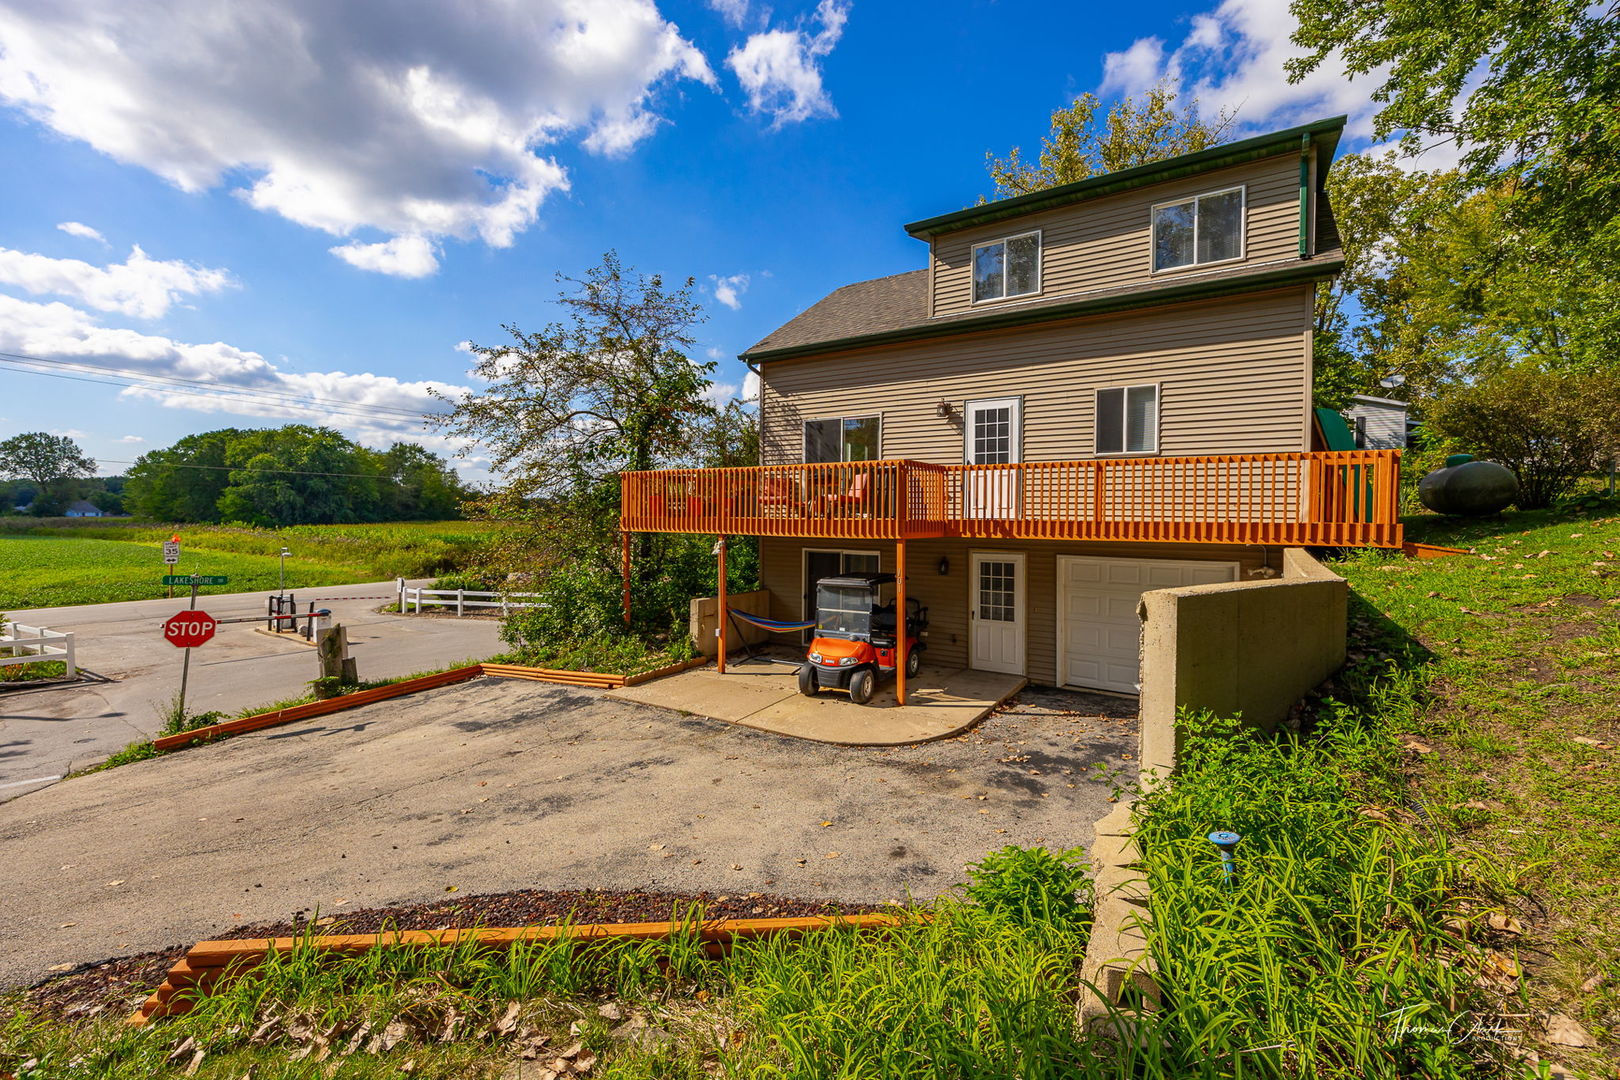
[0,520,495,612]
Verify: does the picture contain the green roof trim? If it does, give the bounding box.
[904,115,1348,239]
[747,258,1344,364]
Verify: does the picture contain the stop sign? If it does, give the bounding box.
[164,610,218,649]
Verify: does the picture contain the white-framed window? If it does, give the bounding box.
[972,230,1041,302]
[1095,385,1159,455]
[1151,186,1245,272]
[803,415,881,463]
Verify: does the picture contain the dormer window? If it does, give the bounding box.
[1152,186,1245,272]
[972,231,1040,302]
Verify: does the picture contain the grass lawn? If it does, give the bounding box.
[1336,505,1620,1069]
[0,520,494,611]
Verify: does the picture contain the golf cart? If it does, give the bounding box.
[798,573,927,705]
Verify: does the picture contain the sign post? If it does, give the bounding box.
[163,592,218,721]
[162,536,181,598]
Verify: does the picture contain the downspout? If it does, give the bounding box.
[1298,133,1312,260]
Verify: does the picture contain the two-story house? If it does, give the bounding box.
[620,115,1402,702]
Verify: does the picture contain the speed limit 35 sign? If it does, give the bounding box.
[163,610,218,649]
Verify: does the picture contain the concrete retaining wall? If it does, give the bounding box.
[689,589,773,658]
[1137,547,1347,783]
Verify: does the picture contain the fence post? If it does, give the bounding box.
[457,588,465,617]
[63,630,76,679]
[413,588,420,615]
[397,577,405,612]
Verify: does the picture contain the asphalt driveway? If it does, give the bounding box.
[0,676,1137,988]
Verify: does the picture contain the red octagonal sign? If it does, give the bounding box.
[164,610,218,649]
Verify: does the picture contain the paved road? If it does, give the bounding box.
[1,583,503,801]
[0,678,1136,988]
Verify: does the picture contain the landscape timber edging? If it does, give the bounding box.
[1074,801,1159,1038]
[150,657,712,751]
[128,912,907,1025]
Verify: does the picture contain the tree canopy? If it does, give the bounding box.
[984,86,1233,200]
[0,432,97,515]
[123,426,470,526]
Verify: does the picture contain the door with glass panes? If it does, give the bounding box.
[964,397,1021,518]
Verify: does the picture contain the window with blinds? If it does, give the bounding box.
[1095,385,1159,455]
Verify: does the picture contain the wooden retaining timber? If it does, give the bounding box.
[150,658,710,751]
[1402,542,1471,559]
[129,913,906,1025]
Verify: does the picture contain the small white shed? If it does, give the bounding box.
[64,500,104,518]
[1343,395,1409,450]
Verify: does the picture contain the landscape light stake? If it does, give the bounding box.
[1208,830,1241,888]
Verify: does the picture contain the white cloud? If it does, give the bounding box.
[118,434,145,443]
[50,427,88,439]
[705,346,727,360]
[56,221,106,244]
[330,235,440,279]
[742,369,760,401]
[0,292,467,443]
[703,380,740,405]
[0,244,233,319]
[709,272,750,310]
[455,340,476,354]
[1098,0,1379,140]
[708,0,752,28]
[727,0,850,125]
[0,1,715,274]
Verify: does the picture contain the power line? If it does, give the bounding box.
[0,350,450,424]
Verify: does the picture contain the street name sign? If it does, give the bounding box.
[163,575,229,586]
[163,611,218,649]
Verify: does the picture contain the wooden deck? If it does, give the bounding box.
[621,451,1403,548]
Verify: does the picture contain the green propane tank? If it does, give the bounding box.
[1419,458,1518,516]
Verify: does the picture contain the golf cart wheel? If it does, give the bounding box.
[848,667,876,705]
[905,649,921,678]
[797,664,818,697]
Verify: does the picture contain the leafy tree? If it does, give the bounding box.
[1289,0,1620,372]
[0,432,96,515]
[215,426,382,527]
[1425,368,1620,508]
[123,430,239,521]
[375,442,470,521]
[434,252,749,639]
[984,86,1233,200]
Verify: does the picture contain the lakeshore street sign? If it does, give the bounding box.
[163,575,229,586]
[163,611,218,649]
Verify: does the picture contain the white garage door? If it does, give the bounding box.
[1058,556,1238,693]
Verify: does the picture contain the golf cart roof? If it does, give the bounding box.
[816,573,895,589]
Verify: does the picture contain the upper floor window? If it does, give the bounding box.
[1095,385,1158,455]
[804,415,881,462]
[972,231,1041,302]
[1152,187,1244,272]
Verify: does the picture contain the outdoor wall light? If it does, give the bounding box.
[937,556,950,575]
[935,400,957,419]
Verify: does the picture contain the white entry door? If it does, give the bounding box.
[970,551,1025,675]
[964,397,1021,518]
[1058,556,1237,693]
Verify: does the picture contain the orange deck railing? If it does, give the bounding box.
[619,451,1403,548]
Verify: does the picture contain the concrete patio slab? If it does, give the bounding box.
[605,654,1026,745]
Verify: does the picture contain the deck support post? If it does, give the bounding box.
[895,539,907,707]
[716,535,728,675]
[621,531,632,627]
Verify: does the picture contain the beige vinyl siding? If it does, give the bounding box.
[931,154,1301,316]
[759,536,1268,686]
[760,288,1312,466]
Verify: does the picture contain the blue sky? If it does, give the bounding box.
[0,0,1391,482]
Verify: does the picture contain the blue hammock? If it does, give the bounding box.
[728,610,817,633]
[725,608,815,665]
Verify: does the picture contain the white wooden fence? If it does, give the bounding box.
[398,583,546,617]
[1,620,77,679]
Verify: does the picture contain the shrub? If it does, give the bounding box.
[962,844,1093,929]
[1425,368,1620,509]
